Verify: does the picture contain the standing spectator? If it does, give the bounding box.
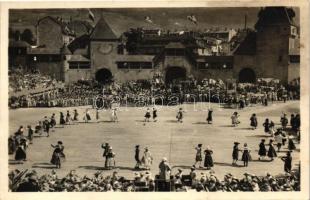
[158,157,171,180]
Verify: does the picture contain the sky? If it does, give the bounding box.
[9,7,300,35]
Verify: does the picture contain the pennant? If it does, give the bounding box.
[144,16,153,24]
[187,14,197,25]
[88,9,95,22]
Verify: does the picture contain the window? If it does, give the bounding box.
[290,55,300,63]
[68,62,91,69]
[116,61,153,69]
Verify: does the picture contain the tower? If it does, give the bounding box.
[254,7,298,83]
[90,16,119,83]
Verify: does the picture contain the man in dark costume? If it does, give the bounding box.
[50,113,56,128]
[152,108,158,122]
[258,139,267,160]
[281,151,292,173]
[263,118,270,134]
[59,112,65,126]
[134,145,141,169]
[73,109,79,121]
[206,109,213,124]
[232,142,240,166]
[101,143,110,168]
[15,143,27,163]
[27,125,33,144]
[43,116,50,137]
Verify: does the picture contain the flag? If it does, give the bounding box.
[144,16,153,23]
[187,14,197,25]
[88,9,95,22]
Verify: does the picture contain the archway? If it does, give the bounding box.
[165,67,186,84]
[238,68,256,83]
[95,68,112,84]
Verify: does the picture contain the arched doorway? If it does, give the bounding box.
[238,68,256,83]
[95,68,112,84]
[165,67,186,84]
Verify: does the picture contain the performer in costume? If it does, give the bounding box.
[241,143,251,167]
[134,145,141,169]
[194,144,203,168]
[59,112,65,127]
[144,108,151,123]
[258,139,267,160]
[152,107,157,122]
[250,113,257,130]
[101,143,110,168]
[73,109,79,121]
[141,147,153,170]
[176,108,184,123]
[281,151,292,172]
[206,109,213,124]
[288,133,296,151]
[232,142,240,165]
[263,118,270,134]
[204,146,214,169]
[50,141,65,168]
[267,139,277,161]
[43,116,50,137]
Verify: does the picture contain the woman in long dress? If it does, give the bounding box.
[84,109,91,123]
[241,143,251,167]
[141,147,153,170]
[176,108,184,123]
[263,118,270,134]
[250,114,257,130]
[111,108,118,122]
[231,112,239,127]
[232,142,240,165]
[152,108,157,122]
[15,143,27,162]
[106,147,116,169]
[288,134,296,151]
[206,109,213,124]
[59,112,65,126]
[194,144,203,168]
[258,139,267,160]
[204,146,214,169]
[50,141,65,168]
[267,139,277,161]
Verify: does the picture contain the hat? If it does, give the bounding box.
[234,142,240,145]
[190,166,195,170]
[135,145,139,148]
[162,157,167,162]
[179,108,183,110]
[57,141,63,144]
[269,139,274,143]
[198,144,202,147]
[261,139,265,142]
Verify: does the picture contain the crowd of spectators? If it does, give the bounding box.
[9,166,300,192]
[9,69,300,109]
[9,68,58,93]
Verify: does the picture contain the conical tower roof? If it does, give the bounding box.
[90,17,118,40]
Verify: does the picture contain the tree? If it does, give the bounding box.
[21,29,35,45]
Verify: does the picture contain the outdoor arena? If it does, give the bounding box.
[9,101,300,180]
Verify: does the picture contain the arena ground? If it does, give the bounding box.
[9,101,300,180]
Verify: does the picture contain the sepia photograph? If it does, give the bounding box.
[1,1,309,198]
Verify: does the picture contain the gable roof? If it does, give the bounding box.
[255,7,297,30]
[90,17,118,40]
